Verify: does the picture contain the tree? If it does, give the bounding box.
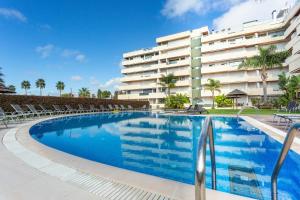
[204,78,221,109]
[36,79,46,96]
[101,90,111,98]
[78,88,90,98]
[97,89,102,98]
[0,67,4,86]
[21,80,31,95]
[159,73,177,96]
[278,72,300,105]
[239,45,290,103]
[56,81,65,97]
[7,85,16,92]
[165,94,190,109]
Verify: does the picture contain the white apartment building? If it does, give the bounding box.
[119,27,209,108]
[119,2,300,108]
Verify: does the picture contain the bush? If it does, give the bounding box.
[165,94,190,109]
[250,98,260,107]
[215,95,233,107]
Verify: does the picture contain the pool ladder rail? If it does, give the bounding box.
[195,116,216,200]
[271,123,300,200]
[195,117,300,200]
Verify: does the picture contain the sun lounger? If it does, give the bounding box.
[114,105,121,111]
[90,105,100,112]
[120,105,127,111]
[107,104,114,111]
[273,113,300,129]
[127,105,134,110]
[11,104,33,119]
[78,104,89,113]
[53,105,67,115]
[39,105,54,115]
[99,105,108,112]
[65,105,79,113]
[26,104,46,117]
[0,107,20,124]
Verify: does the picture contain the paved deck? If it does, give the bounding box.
[0,115,252,200]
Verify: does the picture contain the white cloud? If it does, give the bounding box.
[35,44,55,58]
[89,77,121,91]
[213,0,296,30]
[162,0,203,18]
[161,0,244,18]
[62,49,86,63]
[0,8,27,22]
[71,75,83,81]
[75,54,86,62]
[39,24,52,30]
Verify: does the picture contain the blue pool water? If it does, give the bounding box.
[29,112,300,199]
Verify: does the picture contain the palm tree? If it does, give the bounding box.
[78,87,90,98]
[21,80,31,95]
[0,67,4,86]
[36,79,46,96]
[159,73,177,96]
[56,81,65,96]
[101,90,111,98]
[239,45,290,103]
[7,85,16,92]
[204,78,221,109]
[97,89,102,98]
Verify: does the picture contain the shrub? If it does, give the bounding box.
[215,94,233,107]
[165,94,190,109]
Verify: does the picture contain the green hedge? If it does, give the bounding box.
[0,94,149,112]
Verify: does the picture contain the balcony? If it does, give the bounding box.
[118,83,157,91]
[176,80,190,87]
[201,36,286,53]
[287,54,300,73]
[160,68,190,77]
[285,15,300,37]
[121,64,158,74]
[159,59,190,69]
[119,92,166,100]
[123,47,159,58]
[201,75,278,85]
[201,50,257,64]
[159,49,190,60]
[286,33,300,51]
[200,88,282,97]
[157,40,190,51]
[201,66,239,74]
[120,73,160,82]
[122,55,159,66]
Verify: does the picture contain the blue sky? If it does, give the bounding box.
[0,0,294,95]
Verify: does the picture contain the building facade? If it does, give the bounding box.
[119,3,300,108]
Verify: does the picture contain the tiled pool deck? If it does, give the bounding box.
[1,113,298,200]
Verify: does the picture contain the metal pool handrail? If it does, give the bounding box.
[195,116,216,200]
[271,123,300,200]
[237,105,259,117]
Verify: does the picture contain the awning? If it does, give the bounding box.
[0,84,16,94]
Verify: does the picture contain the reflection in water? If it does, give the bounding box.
[30,113,300,200]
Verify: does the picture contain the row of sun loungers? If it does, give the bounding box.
[0,104,149,128]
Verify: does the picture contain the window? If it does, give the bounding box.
[245,35,255,39]
[209,64,215,67]
[258,33,267,37]
[209,42,214,46]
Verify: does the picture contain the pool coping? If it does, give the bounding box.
[2,113,253,200]
[241,116,300,154]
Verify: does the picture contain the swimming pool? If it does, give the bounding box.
[29,112,300,200]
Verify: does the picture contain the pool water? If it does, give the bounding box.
[29,112,300,200]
